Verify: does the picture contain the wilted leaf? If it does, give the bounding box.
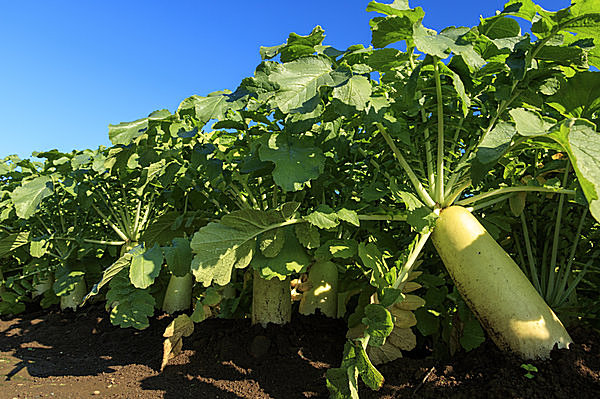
[161,314,194,371]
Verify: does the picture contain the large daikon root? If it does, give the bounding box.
[432,206,572,359]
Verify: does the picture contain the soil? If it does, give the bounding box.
[1,304,599,399]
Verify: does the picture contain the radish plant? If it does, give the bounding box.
[1,1,599,398]
[213,0,600,396]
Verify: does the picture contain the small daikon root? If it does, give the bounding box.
[298,261,338,318]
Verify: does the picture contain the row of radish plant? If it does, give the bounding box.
[1,1,600,397]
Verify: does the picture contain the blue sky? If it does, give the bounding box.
[0,0,570,159]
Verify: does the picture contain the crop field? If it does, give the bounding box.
[1,0,600,398]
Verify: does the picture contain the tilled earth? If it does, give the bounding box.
[0,304,599,398]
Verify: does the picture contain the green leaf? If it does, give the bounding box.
[129,244,164,289]
[407,207,438,234]
[560,12,600,38]
[547,72,600,119]
[509,108,555,136]
[304,205,339,229]
[500,0,538,21]
[260,26,326,62]
[326,347,360,399]
[443,64,471,116]
[460,319,486,351]
[190,223,256,287]
[355,343,385,390]
[258,134,325,192]
[366,0,412,16]
[177,91,240,123]
[0,291,26,316]
[549,120,600,222]
[262,56,351,113]
[368,2,425,48]
[106,270,155,330]
[190,208,292,286]
[509,192,527,217]
[358,242,388,288]
[478,15,521,39]
[203,287,222,306]
[259,227,286,257]
[29,239,47,258]
[108,109,171,145]
[472,121,517,183]
[163,237,193,277]
[379,287,404,308]
[391,189,437,233]
[0,232,30,257]
[332,75,372,113]
[535,45,588,69]
[413,25,485,70]
[337,208,360,227]
[415,308,440,336]
[82,253,133,304]
[362,303,394,347]
[140,211,201,247]
[253,228,310,280]
[476,122,517,164]
[294,222,320,249]
[11,176,54,219]
[279,201,302,220]
[190,299,209,323]
[315,239,358,260]
[53,269,85,296]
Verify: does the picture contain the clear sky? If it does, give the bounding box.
[0,0,570,159]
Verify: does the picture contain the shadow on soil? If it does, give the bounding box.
[139,315,345,398]
[0,303,169,379]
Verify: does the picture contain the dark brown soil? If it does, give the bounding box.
[1,304,599,398]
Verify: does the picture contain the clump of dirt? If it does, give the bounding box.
[1,304,599,398]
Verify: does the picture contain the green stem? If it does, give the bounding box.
[433,58,445,205]
[443,179,472,207]
[540,228,551,295]
[455,186,575,207]
[468,193,515,212]
[555,257,593,308]
[553,207,588,306]
[116,203,132,238]
[98,186,129,234]
[91,204,129,241]
[547,161,571,302]
[240,179,260,210]
[133,199,143,237]
[448,117,465,161]
[377,123,436,208]
[358,148,394,182]
[229,184,251,209]
[418,94,435,190]
[54,237,127,246]
[357,214,407,222]
[272,185,279,209]
[0,225,14,233]
[513,232,528,279]
[35,215,53,236]
[137,193,156,238]
[97,200,129,239]
[520,211,541,292]
[454,88,521,179]
[394,231,432,290]
[120,187,133,233]
[257,177,267,211]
